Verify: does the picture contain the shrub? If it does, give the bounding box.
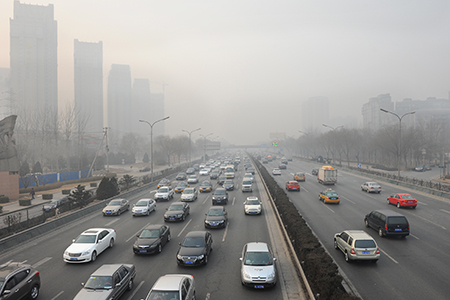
[90,182,98,187]
[97,176,120,200]
[19,199,31,206]
[62,189,71,195]
[42,194,53,200]
[0,195,9,204]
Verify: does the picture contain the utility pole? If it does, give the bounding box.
[104,127,110,172]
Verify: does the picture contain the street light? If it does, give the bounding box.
[322,124,343,164]
[380,109,415,178]
[139,116,170,183]
[182,128,201,166]
[200,133,213,162]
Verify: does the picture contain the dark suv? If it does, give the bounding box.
[364,210,410,237]
[0,262,41,299]
[212,188,228,205]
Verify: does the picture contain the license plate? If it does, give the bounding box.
[362,251,370,254]
[106,212,111,214]
[212,224,217,226]
[255,285,264,289]
[170,218,175,220]
[217,200,221,203]
[140,250,147,253]
[186,261,193,264]
[395,228,402,231]
[135,212,141,214]
[408,201,413,203]
[70,258,78,261]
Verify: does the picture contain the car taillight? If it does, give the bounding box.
[385,224,388,231]
[376,248,380,255]
[370,187,374,189]
[35,271,39,275]
[350,248,356,255]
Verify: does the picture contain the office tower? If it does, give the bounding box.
[107,64,132,134]
[361,94,394,131]
[0,68,11,119]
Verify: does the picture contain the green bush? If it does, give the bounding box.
[62,189,71,195]
[42,194,53,200]
[90,182,98,187]
[0,206,2,213]
[19,199,31,206]
[0,195,9,203]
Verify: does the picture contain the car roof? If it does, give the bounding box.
[137,198,151,202]
[246,196,259,201]
[288,181,299,184]
[209,206,225,211]
[152,274,193,291]
[0,262,30,278]
[143,224,164,230]
[91,264,128,276]
[185,231,208,238]
[371,210,406,217]
[82,228,110,234]
[246,242,269,252]
[344,230,375,239]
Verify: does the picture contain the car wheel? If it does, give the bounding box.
[118,210,121,216]
[378,228,384,237]
[334,240,338,249]
[372,260,378,263]
[29,285,39,299]
[344,251,350,263]
[204,254,208,264]
[167,233,171,242]
[397,202,401,208]
[387,198,390,204]
[157,244,162,253]
[364,219,369,227]
[91,251,97,262]
[128,279,133,290]
[109,238,114,248]
[192,292,196,300]
[182,214,186,221]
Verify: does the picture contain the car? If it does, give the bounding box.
[154,186,174,201]
[244,196,262,215]
[223,179,235,191]
[132,198,156,216]
[199,180,213,193]
[387,193,417,208]
[318,189,340,204]
[364,210,410,238]
[199,168,210,176]
[425,165,432,171]
[133,224,171,254]
[204,206,228,229]
[176,231,213,266]
[63,228,116,263]
[217,175,227,185]
[164,202,190,222]
[143,274,195,300]
[0,261,40,300]
[293,172,306,181]
[241,179,253,192]
[187,175,198,184]
[247,167,256,175]
[42,196,69,212]
[281,158,288,164]
[103,198,130,216]
[73,264,136,300]
[174,181,189,193]
[240,242,277,288]
[415,165,425,172]
[186,167,195,174]
[139,166,151,172]
[176,173,187,181]
[181,187,198,202]
[243,172,254,181]
[209,170,220,179]
[334,230,380,263]
[361,181,382,193]
[272,168,281,175]
[311,169,319,176]
[157,178,171,189]
[193,164,200,171]
[279,164,287,169]
[285,181,300,191]
[211,188,228,205]
[287,157,293,161]
[262,159,268,164]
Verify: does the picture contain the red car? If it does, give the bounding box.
[286,181,300,191]
[387,193,417,209]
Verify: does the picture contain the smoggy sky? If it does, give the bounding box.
[1,0,450,144]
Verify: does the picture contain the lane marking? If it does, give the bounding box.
[177,219,193,237]
[205,292,211,300]
[322,203,335,213]
[340,195,356,204]
[417,201,427,206]
[222,222,229,242]
[410,233,419,240]
[232,196,236,205]
[202,195,210,204]
[50,291,64,300]
[440,209,450,214]
[412,214,446,230]
[380,248,399,264]
[105,219,120,226]
[126,222,152,243]
[126,281,145,300]
[32,257,52,268]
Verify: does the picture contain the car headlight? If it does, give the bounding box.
[64,251,68,255]
[177,254,182,259]
[176,213,183,217]
[267,270,276,280]
[82,250,92,256]
[197,254,204,260]
[242,271,251,280]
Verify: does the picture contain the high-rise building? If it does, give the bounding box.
[301,97,329,131]
[10,1,58,115]
[0,68,11,119]
[74,39,103,133]
[361,94,394,131]
[107,64,132,134]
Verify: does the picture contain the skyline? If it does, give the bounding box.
[1,0,450,144]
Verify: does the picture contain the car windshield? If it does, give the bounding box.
[74,234,96,243]
[208,209,223,216]
[402,194,414,199]
[290,182,299,185]
[139,229,160,238]
[181,237,205,247]
[224,181,233,185]
[147,291,179,300]
[202,182,211,187]
[177,183,187,188]
[354,240,376,248]
[214,190,225,195]
[243,181,252,185]
[168,205,184,211]
[244,251,273,266]
[326,192,338,197]
[189,176,196,179]
[247,200,260,205]
[159,187,169,193]
[136,201,148,206]
[109,200,121,206]
[183,189,194,194]
[84,276,113,290]
[389,217,408,225]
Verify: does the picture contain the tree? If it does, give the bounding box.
[121,174,136,191]
[97,176,120,200]
[33,162,43,174]
[142,152,150,163]
[69,185,92,208]
[19,161,30,177]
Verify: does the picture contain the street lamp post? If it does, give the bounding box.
[380,109,415,178]
[200,133,213,162]
[139,116,170,183]
[182,128,201,167]
[322,124,343,164]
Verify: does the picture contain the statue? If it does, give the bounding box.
[0,115,20,172]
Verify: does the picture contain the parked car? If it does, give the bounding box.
[285,181,300,191]
[244,196,262,215]
[387,193,417,208]
[132,199,156,216]
[293,172,306,181]
[187,175,199,184]
[318,189,340,204]
[139,166,151,172]
[334,230,380,263]
[133,224,171,254]
[0,261,40,300]
[73,264,136,300]
[199,180,213,193]
[174,181,189,193]
[176,231,213,266]
[240,242,277,288]
[212,188,228,205]
[143,274,195,300]
[42,196,69,212]
[361,181,382,193]
[63,228,116,263]
[103,198,130,216]
[181,187,198,202]
[164,202,190,222]
[364,210,409,237]
[272,168,281,175]
[154,186,174,201]
[204,206,228,229]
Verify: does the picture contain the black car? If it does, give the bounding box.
[209,171,220,179]
[176,231,213,266]
[312,169,319,176]
[204,206,228,229]
[212,188,228,205]
[176,173,187,180]
[217,175,227,185]
[164,202,190,222]
[223,179,235,191]
[133,224,171,254]
[364,210,409,238]
[139,166,151,172]
[0,261,40,300]
[42,196,69,212]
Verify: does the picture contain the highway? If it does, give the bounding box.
[0,161,289,300]
[263,157,450,300]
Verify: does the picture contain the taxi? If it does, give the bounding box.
[318,189,340,204]
[285,181,300,191]
[157,178,171,189]
[199,180,213,193]
[294,172,306,181]
[174,181,189,193]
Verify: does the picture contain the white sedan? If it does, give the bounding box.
[132,198,156,216]
[63,228,116,263]
[272,168,281,175]
[361,181,382,193]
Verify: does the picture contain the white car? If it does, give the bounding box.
[154,186,174,201]
[272,168,281,175]
[63,228,116,263]
[144,274,195,300]
[243,173,254,181]
[187,175,199,184]
[132,199,156,216]
[199,168,210,176]
[240,242,277,288]
[244,196,262,215]
[181,187,198,202]
[361,181,382,193]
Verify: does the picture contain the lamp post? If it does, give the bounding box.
[380,109,415,178]
[139,116,170,183]
[322,124,343,164]
[200,133,213,162]
[182,128,201,167]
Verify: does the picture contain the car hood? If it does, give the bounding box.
[155,192,169,197]
[135,237,159,246]
[205,216,225,222]
[178,246,206,256]
[200,185,210,189]
[104,205,121,210]
[165,210,184,216]
[73,289,113,300]
[243,264,275,277]
[245,205,261,210]
[181,194,194,199]
[65,243,94,253]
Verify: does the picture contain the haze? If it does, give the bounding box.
[1,0,450,145]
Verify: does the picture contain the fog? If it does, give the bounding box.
[1,0,450,144]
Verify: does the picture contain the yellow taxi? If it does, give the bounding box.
[318,189,340,204]
[174,181,189,193]
[294,172,306,181]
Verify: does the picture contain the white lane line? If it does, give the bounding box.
[440,209,450,214]
[126,222,152,243]
[202,195,210,204]
[105,219,120,226]
[32,257,52,268]
[50,291,64,300]
[177,219,193,237]
[222,223,229,242]
[205,292,211,300]
[232,196,236,205]
[418,201,428,206]
[323,203,335,213]
[301,186,310,193]
[410,233,419,240]
[380,248,399,264]
[413,214,446,230]
[126,281,145,300]
[340,195,356,204]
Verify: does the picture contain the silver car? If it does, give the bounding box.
[132,199,156,216]
[103,198,129,216]
[181,187,198,202]
[144,274,195,300]
[361,181,382,193]
[334,230,380,263]
[240,242,277,288]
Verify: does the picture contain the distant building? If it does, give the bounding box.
[10,1,58,115]
[301,97,329,131]
[74,39,103,133]
[395,97,450,129]
[362,94,394,131]
[0,68,11,119]
[107,64,132,135]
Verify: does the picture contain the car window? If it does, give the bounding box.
[113,273,121,285]
[388,217,408,225]
[348,237,353,246]
[340,232,349,242]
[14,270,29,284]
[118,267,128,280]
[354,240,376,248]
[402,194,414,199]
[4,277,15,290]
[75,234,96,243]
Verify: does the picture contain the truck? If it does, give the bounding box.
[317,165,337,185]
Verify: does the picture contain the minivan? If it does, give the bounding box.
[242,179,253,192]
[364,210,409,237]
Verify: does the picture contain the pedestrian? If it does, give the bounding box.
[30,188,35,200]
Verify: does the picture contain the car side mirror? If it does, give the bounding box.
[2,290,11,296]
[115,283,121,287]
[72,239,75,242]
[81,282,85,286]
[239,257,243,261]
[273,258,277,261]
